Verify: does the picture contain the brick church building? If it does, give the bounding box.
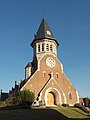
[20,18,79,106]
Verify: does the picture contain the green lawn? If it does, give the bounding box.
[53,106,89,119]
[0,106,90,120]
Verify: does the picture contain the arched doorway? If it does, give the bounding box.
[45,87,61,106]
[47,92,55,105]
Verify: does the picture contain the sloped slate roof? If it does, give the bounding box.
[25,62,32,69]
[31,18,59,47]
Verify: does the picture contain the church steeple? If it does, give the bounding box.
[31,18,59,60]
[31,18,59,47]
[36,18,55,40]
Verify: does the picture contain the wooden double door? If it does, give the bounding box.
[47,92,55,105]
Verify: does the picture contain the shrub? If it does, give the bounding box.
[62,103,69,107]
[83,98,90,107]
[74,103,90,114]
[0,101,5,107]
[74,103,81,107]
[5,90,35,108]
[16,90,35,107]
[5,95,16,106]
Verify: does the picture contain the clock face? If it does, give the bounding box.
[46,30,51,35]
[46,57,55,67]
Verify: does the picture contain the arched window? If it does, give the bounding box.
[56,73,59,78]
[68,93,72,100]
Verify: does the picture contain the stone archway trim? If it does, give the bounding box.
[45,87,62,106]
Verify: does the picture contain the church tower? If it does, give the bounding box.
[31,18,59,60]
[21,18,79,106]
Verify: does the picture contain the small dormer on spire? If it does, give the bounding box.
[31,18,59,47]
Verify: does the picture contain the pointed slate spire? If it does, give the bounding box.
[31,18,59,47]
[36,18,55,39]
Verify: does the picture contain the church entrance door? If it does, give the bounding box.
[47,92,55,105]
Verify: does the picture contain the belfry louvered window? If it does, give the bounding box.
[38,44,40,52]
[50,44,53,52]
[42,43,44,52]
[46,44,49,51]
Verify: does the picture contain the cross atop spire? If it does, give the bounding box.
[31,18,59,47]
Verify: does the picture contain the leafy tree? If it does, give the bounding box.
[17,90,35,106]
[62,103,69,107]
